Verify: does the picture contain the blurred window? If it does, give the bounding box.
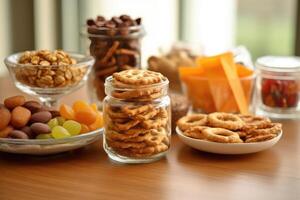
[236,0,297,59]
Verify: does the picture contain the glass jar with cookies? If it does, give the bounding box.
[103,69,171,163]
[82,15,145,106]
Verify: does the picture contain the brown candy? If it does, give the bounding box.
[30,123,51,135]
[21,126,34,138]
[30,111,52,123]
[11,106,31,128]
[23,100,42,113]
[49,110,60,118]
[4,95,25,110]
[39,106,60,118]
[9,130,29,139]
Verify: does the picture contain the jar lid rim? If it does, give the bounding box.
[80,25,146,39]
[256,56,300,72]
[104,75,169,90]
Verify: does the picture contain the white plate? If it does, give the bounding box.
[0,128,103,155]
[176,127,282,154]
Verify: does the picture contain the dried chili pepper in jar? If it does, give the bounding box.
[261,79,298,108]
[255,56,300,119]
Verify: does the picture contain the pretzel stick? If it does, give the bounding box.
[116,48,138,55]
[101,41,120,63]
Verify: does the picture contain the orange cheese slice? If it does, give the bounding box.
[178,66,204,80]
[220,53,248,114]
[183,76,216,113]
[236,63,254,77]
[197,55,233,111]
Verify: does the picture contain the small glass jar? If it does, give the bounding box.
[103,76,171,163]
[255,56,300,118]
[82,24,145,104]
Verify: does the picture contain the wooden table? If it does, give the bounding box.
[0,76,299,200]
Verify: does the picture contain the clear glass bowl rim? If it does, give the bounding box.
[0,128,103,145]
[181,73,256,81]
[4,51,95,69]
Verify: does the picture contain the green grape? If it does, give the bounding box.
[51,126,71,139]
[63,120,81,136]
[56,117,66,126]
[48,118,58,129]
[36,134,53,139]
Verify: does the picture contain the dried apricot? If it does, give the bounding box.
[0,107,11,130]
[88,112,103,130]
[74,110,97,125]
[4,95,25,110]
[59,104,75,120]
[90,103,98,112]
[80,123,90,133]
[72,100,90,112]
[11,106,31,128]
[0,126,13,138]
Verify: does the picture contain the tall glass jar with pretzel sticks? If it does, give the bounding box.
[103,69,171,163]
[82,15,145,106]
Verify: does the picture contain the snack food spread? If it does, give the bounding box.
[0,12,287,163]
[103,69,171,162]
[177,112,282,143]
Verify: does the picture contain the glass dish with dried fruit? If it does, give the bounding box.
[0,96,103,155]
[4,50,94,107]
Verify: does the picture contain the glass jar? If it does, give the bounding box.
[103,75,171,163]
[82,24,145,105]
[255,56,300,118]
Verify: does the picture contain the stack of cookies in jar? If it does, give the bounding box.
[103,69,171,160]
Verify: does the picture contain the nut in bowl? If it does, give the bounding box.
[176,113,282,154]
[5,50,94,107]
[0,96,103,155]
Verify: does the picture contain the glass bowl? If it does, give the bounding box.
[0,128,103,155]
[181,74,256,113]
[4,52,94,107]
